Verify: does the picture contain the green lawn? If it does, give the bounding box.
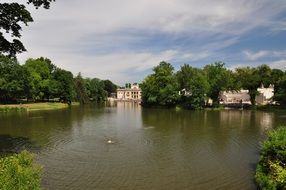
[0,102,79,112]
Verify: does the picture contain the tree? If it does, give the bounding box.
[0,0,54,56]
[0,55,31,103]
[141,61,179,107]
[24,58,52,100]
[176,64,194,92]
[125,83,131,88]
[271,69,285,94]
[86,78,107,102]
[274,75,286,105]
[176,64,209,109]
[234,65,282,106]
[234,67,260,105]
[255,64,272,87]
[103,80,117,97]
[204,62,236,106]
[74,73,89,104]
[53,68,74,104]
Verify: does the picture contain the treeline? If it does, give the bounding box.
[141,61,286,109]
[0,55,117,104]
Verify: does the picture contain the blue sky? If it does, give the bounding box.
[17,0,286,85]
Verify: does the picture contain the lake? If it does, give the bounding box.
[0,102,286,190]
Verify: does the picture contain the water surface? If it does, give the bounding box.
[0,103,286,190]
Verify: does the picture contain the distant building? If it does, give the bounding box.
[256,84,274,105]
[219,84,274,106]
[219,90,251,105]
[117,83,142,101]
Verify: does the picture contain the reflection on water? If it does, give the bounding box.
[0,134,40,156]
[0,103,286,190]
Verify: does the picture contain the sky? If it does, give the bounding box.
[15,0,286,85]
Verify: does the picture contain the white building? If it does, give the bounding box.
[219,84,274,106]
[219,90,251,105]
[117,83,142,101]
[256,84,274,105]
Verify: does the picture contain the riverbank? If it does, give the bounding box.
[0,102,80,112]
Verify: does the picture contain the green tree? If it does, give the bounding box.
[204,62,235,106]
[24,58,52,100]
[74,73,89,104]
[141,61,179,107]
[255,64,273,87]
[271,69,285,94]
[86,78,107,102]
[125,83,131,88]
[176,64,194,92]
[0,0,54,56]
[177,64,209,109]
[53,68,74,104]
[0,55,31,103]
[103,80,117,97]
[234,67,260,105]
[274,75,286,105]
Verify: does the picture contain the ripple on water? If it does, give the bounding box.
[2,106,281,189]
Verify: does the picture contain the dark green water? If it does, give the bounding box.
[1,102,286,190]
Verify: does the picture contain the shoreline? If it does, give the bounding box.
[0,102,80,112]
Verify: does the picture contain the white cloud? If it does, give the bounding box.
[15,0,286,83]
[243,50,286,61]
[243,50,270,61]
[182,51,210,61]
[19,49,177,85]
[269,60,286,71]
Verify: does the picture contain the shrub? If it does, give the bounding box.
[0,151,42,190]
[255,127,286,190]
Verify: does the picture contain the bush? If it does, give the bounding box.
[255,127,286,190]
[0,151,42,190]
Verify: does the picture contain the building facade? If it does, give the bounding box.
[219,90,251,105]
[117,83,142,101]
[256,84,274,105]
[219,84,274,106]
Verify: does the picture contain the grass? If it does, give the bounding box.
[0,151,42,190]
[0,102,79,112]
[255,104,286,111]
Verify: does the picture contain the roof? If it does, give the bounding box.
[117,88,141,92]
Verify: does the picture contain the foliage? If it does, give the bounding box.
[53,68,74,104]
[271,69,285,93]
[204,62,236,106]
[0,0,54,56]
[103,80,117,97]
[274,75,286,105]
[256,64,273,87]
[141,61,179,107]
[0,150,42,190]
[176,64,209,109]
[0,55,31,103]
[24,57,53,100]
[86,78,107,102]
[0,55,116,105]
[234,67,260,105]
[141,61,286,109]
[74,73,89,104]
[125,83,131,89]
[255,127,286,190]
